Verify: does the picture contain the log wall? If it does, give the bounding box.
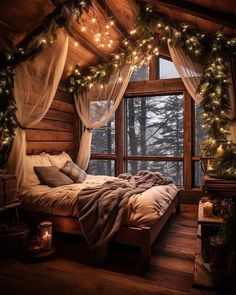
[26,86,76,159]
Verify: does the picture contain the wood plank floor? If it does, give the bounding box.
[0,205,229,295]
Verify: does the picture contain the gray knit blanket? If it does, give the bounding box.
[77,170,173,251]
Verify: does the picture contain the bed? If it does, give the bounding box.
[20,151,180,270]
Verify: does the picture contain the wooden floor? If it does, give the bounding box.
[0,205,229,295]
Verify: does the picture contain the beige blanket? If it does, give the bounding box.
[77,170,173,250]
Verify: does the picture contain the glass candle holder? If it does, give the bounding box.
[39,221,52,251]
[203,201,213,217]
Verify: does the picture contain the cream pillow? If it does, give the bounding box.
[47,151,72,168]
[25,153,51,186]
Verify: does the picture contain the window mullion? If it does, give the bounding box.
[115,100,125,175]
[183,91,193,189]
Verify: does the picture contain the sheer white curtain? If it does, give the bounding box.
[168,44,204,103]
[74,64,133,170]
[169,45,236,142]
[8,30,68,190]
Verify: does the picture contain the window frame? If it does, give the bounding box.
[88,56,203,189]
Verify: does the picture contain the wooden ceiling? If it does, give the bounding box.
[0,0,236,82]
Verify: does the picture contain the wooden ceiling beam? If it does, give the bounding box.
[158,0,236,29]
[70,28,109,62]
[94,0,129,38]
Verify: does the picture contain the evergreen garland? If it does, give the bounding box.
[0,0,91,151]
[68,0,236,180]
[0,63,17,150]
[1,0,236,179]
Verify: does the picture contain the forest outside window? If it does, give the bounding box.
[125,94,184,185]
[88,116,116,176]
[88,55,205,190]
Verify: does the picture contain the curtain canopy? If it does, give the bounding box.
[8,30,68,190]
[75,64,133,170]
[168,45,204,104]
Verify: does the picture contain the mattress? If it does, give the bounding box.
[20,174,179,227]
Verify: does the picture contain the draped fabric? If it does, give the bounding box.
[169,44,236,143]
[8,30,68,190]
[74,65,133,170]
[168,44,204,103]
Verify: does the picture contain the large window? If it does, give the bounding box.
[88,55,205,190]
[130,63,149,81]
[158,57,180,79]
[126,94,184,185]
[88,116,116,176]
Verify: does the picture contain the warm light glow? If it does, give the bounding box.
[81,26,86,32]
[216,145,224,156]
[74,42,79,47]
[130,29,136,35]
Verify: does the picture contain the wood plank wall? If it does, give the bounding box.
[26,86,76,159]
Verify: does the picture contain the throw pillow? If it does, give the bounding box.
[47,151,73,168]
[34,166,74,187]
[60,161,87,183]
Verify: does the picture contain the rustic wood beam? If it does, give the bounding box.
[16,3,108,64]
[158,0,236,29]
[94,0,129,38]
[70,28,109,63]
[125,78,185,96]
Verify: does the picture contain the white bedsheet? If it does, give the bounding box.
[20,174,179,227]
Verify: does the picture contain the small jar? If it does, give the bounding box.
[39,221,52,251]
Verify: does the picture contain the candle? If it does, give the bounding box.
[216,145,224,157]
[207,161,213,171]
[203,201,213,217]
[42,231,52,251]
[40,221,53,251]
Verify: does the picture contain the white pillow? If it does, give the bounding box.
[25,153,51,186]
[47,151,72,168]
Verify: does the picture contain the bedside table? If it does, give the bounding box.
[0,201,29,255]
[193,201,223,289]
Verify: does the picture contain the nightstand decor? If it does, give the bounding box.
[40,221,53,251]
[25,221,55,262]
[203,201,213,217]
[0,174,17,206]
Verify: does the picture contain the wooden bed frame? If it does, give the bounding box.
[22,193,180,270]
[24,149,180,270]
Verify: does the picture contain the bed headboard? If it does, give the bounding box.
[26,149,74,159]
[25,86,77,161]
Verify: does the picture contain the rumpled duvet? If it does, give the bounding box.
[77,170,173,250]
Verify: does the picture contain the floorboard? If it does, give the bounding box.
[0,205,230,295]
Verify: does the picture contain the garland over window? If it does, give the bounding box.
[0,0,91,150]
[68,0,236,179]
